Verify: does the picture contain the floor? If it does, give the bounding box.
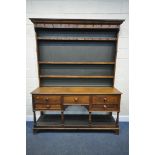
[26,122,129,155]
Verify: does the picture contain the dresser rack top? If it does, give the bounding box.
[30,18,124,24]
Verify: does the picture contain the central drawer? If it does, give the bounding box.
[64,95,89,105]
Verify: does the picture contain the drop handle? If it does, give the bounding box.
[46,105,50,108]
[103,105,107,108]
[74,97,78,102]
[45,98,49,102]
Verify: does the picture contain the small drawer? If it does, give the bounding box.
[34,104,61,110]
[33,95,61,104]
[64,95,89,104]
[92,95,120,104]
[91,104,119,111]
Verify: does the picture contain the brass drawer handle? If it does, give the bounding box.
[74,97,78,102]
[103,105,107,108]
[46,105,50,108]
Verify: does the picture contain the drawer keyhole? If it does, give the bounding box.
[103,98,107,103]
[45,98,49,102]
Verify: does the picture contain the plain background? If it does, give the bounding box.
[0,0,155,155]
[26,0,129,119]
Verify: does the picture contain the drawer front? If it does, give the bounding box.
[91,104,119,111]
[33,95,61,104]
[92,95,120,104]
[34,104,61,110]
[64,95,89,104]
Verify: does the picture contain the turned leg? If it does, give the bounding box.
[115,129,119,135]
[33,111,37,126]
[61,111,64,125]
[40,111,44,115]
[33,128,38,134]
[109,112,112,116]
[89,112,92,126]
[115,112,120,135]
[116,112,119,127]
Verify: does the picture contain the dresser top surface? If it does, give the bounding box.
[31,87,122,95]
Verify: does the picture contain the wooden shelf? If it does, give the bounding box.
[39,75,114,79]
[37,37,117,41]
[39,61,115,65]
[36,114,116,127]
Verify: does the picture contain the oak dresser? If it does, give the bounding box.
[30,19,124,134]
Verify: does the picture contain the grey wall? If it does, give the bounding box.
[26,0,129,117]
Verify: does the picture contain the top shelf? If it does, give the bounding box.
[37,37,117,41]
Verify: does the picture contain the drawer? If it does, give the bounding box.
[33,95,61,104]
[64,95,89,104]
[91,104,119,111]
[34,104,61,110]
[92,95,120,104]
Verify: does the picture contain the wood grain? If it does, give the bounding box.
[39,75,114,79]
[30,18,124,25]
[37,36,117,41]
[92,95,120,104]
[31,87,122,95]
[38,61,115,65]
[33,95,61,104]
[30,18,123,133]
[64,95,89,104]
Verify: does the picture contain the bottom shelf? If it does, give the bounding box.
[34,114,119,133]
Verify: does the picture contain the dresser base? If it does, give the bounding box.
[33,114,119,134]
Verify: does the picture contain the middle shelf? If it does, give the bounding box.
[39,75,114,78]
[39,64,115,77]
[39,61,115,65]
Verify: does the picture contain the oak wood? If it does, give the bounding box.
[89,112,92,126]
[92,95,120,104]
[112,31,119,85]
[90,104,119,112]
[33,95,61,104]
[64,95,89,104]
[39,61,115,65]
[39,75,114,78]
[34,104,61,110]
[37,36,117,41]
[35,24,120,29]
[30,19,124,30]
[33,127,119,131]
[33,111,37,126]
[30,18,123,133]
[30,18,124,25]
[35,32,41,86]
[31,87,122,95]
